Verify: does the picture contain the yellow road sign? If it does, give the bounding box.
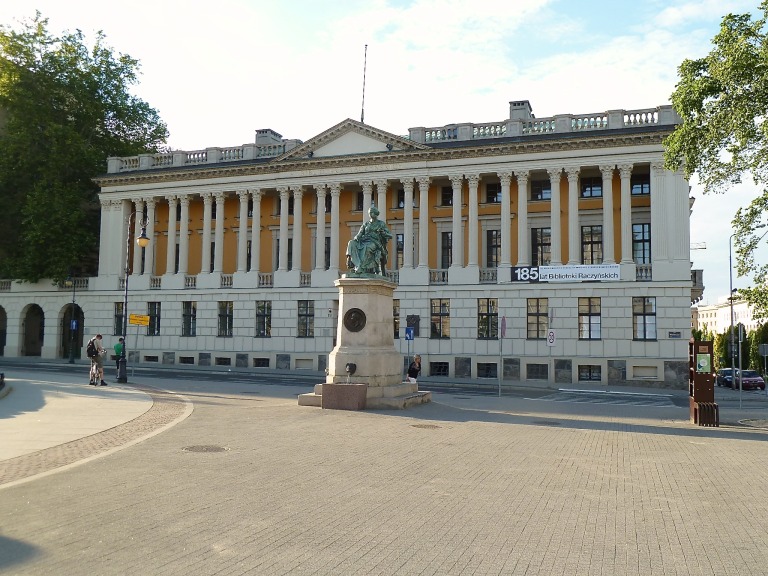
[129,313,150,326]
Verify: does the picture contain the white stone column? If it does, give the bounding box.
[566,167,580,265]
[450,175,464,268]
[131,199,145,275]
[213,192,225,273]
[619,164,633,263]
[144,198,156,275]
[403,178,414,269]
[165,196,178,275]
[375,179,388,222]
[548,169,562,266]
[516,171,529,266]
[177,196,190,274]
[650,161,667,261]
[499,172,512,268]
[277,186,289,271]
[292,187,303,272]
[97,199,112,277]
[330,184,341,271]
[467,174,479,267]
[237,190,250,273]
[417,176,430,268]
[315,184,327,270]
[201,193,213,273]
[600,165,616,264]
[250,189,262,273]
[362,181,372,222]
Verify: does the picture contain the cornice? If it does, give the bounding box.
[94,129,673,188]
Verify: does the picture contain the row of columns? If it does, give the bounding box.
[113,164,647,277]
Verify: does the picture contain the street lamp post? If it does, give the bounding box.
[729,233,736,390]
[117,212,150,384]
[66,275,77,364]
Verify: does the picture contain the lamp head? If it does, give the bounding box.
[136,227,150,248]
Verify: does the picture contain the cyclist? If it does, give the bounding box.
[86,334,107,386]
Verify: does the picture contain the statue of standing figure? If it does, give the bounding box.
[346,205,392,275]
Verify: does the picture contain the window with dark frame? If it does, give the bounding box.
[486,230,501,268]
[530,180,551,201]
[182,301,196,337]
[246,240,252,272]
[527,298,548,339]
[396,234,404,270]
[579,365,602,381]
[633,296,657,340]
[578,297,601,340]
[114,302,124,336]
[632,223,651,264]
[631,174,650,195]
[581,225,603,265]
[218,301,233,337]
[441,186,453,206]
[324,237,331,270]
[430,298,450,339]
[486,182,500,203]
[255,300,271,338]
[531,228,551,266]
[477,298,498,340]
[393,299,400,339]
[298,300,314,338]
[356,191,364,211]
[441,232,452,268]
[147,302,161,336]
[580,176,603,198]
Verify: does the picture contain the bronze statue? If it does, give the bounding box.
[346,205,392,275]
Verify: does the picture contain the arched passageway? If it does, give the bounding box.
[22,304,44,356]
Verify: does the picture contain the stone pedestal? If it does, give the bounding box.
[322,383,367,410]
[298,276,430,409]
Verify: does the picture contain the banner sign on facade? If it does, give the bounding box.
[511,264,620,283]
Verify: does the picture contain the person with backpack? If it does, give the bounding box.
[86,334,107,386]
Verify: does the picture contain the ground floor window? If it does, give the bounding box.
[430,299,450,339]
[255,300,271,337]
[298,300,314,338]
[477,298,498,339]
[477,363,497,378]
[430,362,449,377]
[147,302,161,336]
[527,364,548,380]
[182,301,196,337]
[578,297,601,340]
[578,365,602,381]
[218,301,233,337]
[633,296,657,340]
[113,302,124,336]
[527,298,548,339]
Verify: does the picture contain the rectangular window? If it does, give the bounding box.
[396,189,415,209]
[356,191,364,211]
[430,362,449,377]
[182,301,196,337]
[147,302,161,336]
[578,297,601,340]
[580,176,602,198]
[114,302,124,336]
[581,225,603,265]
[531,228,551,266]
[527,364,549,380]
[298,300,314,338]
[247,197,253,217]
[530,180,551,201]
[210,241,215,273]
[246,240,252,272]
[218,301,233,337]
[430,298,450,339]
[393,299,400,339]
[631,174,650,195]
[632,223,651,264]
[441,186,452,206]
[477,363,498,378]
[441,232,452,268]
[324,237,331,270]
[527,298,548,339]
[477,298,498,340]
[176,203,182,221]
[486,230,501,268]
[486,182,500,203]
[578,365,602,381]
[255,300,271,338]
[633,297,657,341]
[395,234,404,270]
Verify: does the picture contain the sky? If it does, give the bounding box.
[0,0,763,304]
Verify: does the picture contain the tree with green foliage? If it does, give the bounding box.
[664,2,768,319]
[0,13,168,282]
[713,332,727,369]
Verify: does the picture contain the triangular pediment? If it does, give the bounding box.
[276,119,428,161]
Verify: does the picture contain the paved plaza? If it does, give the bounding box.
[1,365,768,575]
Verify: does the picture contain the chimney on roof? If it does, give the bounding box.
[254,129,283,145]
[509,100,533,120]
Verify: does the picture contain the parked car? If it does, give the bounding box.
[734,369,766,391]
[716,368,735,387]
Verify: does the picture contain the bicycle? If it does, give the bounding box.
[88,359,99,385]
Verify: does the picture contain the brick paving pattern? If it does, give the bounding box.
[0,385,186,486]
[1,382,768,575]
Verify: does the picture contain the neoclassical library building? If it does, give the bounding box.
[0,99,703,385]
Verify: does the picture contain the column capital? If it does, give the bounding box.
[202,192,213,204]
[547,167,563,180]
[178,195,190,207]
[329,183,341,196]
[315,183,327,193]
[144,197,156,209]
[650,161,665,173]
[237,190,250,201]
[166,195,178,205]
[467,174,480,187]
[618,164,633,179]
[498,171,513,183]
[449,174,464,187]
[361,180,373,193]
[402,178,414,192]
[565,166,580,182]
[293,187,304,199]
[250,188,263,200]
[277,186,290,198]
[599,164,616,178]
[214,191,226,203]
[515,171,529,185]
[416,175,430,188]
[375,179,388,189]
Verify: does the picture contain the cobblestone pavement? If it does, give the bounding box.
[0,385,189,487]
[1,377,768,575]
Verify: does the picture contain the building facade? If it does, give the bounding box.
[0,100,699,385]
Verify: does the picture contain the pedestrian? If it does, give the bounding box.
[86,334,107,386]
[113,337,124,378]
[407,355,421,383]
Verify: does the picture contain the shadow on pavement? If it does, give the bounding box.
[0,534,40,571]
